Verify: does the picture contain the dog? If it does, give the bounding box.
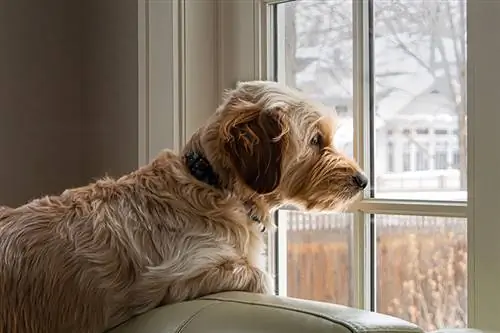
[0,80,367,333]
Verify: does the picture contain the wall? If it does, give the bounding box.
[0,0,84,206]
[0,0,139,206]
[82,0,139,179]
[184,0,218,139]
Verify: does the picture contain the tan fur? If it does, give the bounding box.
[0,81,366,333]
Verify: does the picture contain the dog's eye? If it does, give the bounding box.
[310,134,323,147]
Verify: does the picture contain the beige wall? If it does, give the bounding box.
[82,0,139,180]
[0,0,139,206]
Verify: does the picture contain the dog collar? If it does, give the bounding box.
[250,214,266,232]
[184,151,266,232]
[184,151,221,188]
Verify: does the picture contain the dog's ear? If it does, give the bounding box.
[223,107,288,194]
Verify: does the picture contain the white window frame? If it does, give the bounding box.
[139,0,500,330]
[137,0,221,162]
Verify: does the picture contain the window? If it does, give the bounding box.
[435,141,449,170]
[435,129,448,135]
[270,0,468,329]
[216,0,500,330]
[415,143,429,171]
[282,211,355,306]
[403,141,411,172]
[387,142,394,173]
[453,149,460,169]
[377,215,467,331]
[416,128,429,135]
[336,105,349,116]
[373,0,466,199]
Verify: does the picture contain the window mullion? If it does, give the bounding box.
[352,212,372,309]
[352,0,373,311]
[276,211,288,296]
[467,2,500,329]
[353,199,467,218]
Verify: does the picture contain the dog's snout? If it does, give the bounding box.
[353,172,368,189]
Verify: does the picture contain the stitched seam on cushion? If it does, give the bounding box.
[176,301,221,333]
[202,297,424,333]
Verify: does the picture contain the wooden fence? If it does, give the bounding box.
[281,211,467,332]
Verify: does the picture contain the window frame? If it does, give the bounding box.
[138,0,221,162]
[140,0,500,330]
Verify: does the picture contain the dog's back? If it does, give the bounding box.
[0,150,239,333]
[0,199,114,333]
[0,177,175,333]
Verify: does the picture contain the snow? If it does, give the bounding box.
[376,191,466,201]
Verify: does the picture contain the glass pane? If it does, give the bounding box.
[373,0,467,201]
[273,0,355,307]
[275,0,354,158]
[376,215,467,330]
[279,210,355,307]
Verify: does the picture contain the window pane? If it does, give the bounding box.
[273,0,355,307]
[376,215,467,330]
[373,0,467,201]
[275,0,354,158]
[279,210,355,306]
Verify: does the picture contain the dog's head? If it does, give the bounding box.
[199,80,367,211]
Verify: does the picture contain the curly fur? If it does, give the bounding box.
[0,80,366,333]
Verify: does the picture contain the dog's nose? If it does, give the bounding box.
[353,172,368,189]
